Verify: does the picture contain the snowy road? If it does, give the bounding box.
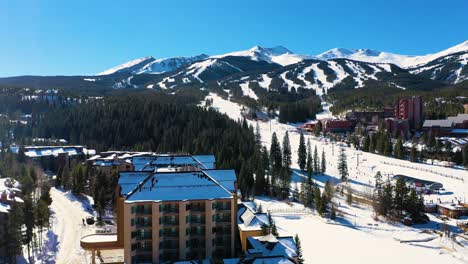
[50,188,95,264]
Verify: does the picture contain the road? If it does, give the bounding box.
[50,188,95,264]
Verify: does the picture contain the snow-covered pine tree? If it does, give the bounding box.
[298,133,307,171]
[337,147,348,181]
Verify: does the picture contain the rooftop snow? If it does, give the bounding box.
[125,171,233,202]
[247,235,298,259]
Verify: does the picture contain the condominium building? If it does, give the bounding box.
[394,96,423,130]
[119,168,237,263]
[85,153,234,264]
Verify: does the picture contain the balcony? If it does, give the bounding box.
[186,203,206,212]
[135,220,152,228]
[160,220,179,226]
[160,205,179,215]
[214,226,231,235]
[159,231,179,239]
[159,241,179,250]
[213,217,230,223]
[135,235,152,241]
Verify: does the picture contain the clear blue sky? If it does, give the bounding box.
[1,0,467,77]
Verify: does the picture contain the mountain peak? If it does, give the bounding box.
[249,45,292,56]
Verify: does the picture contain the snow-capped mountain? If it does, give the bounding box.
[316,40,468,69]
[97,56,156,76]
[408,51,468,84]
[135,54,209,74]
[212,45,311,66]
[1,41,464,92]
[96,54,208,76]
[218,59,422,98]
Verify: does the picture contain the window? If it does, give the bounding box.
[131,219,135,226]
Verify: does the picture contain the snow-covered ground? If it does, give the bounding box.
[48,188,97,264]
[203,92,468,263]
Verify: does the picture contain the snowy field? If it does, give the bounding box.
[204,92,468,263]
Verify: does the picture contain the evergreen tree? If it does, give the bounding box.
[282,132,292,170]
[300,175,314,208]
[314,187,324,216]
[306,140,313,175]
[384,136,393,156]
[271,223,279,236]
[254,148,266,195]
[313,146,319,174]
[5,202,24,263]
[363,135,370,152]
[323,180,333,205]
[321,148,326,173]
[410,145,417,162]
[278,167,291,199]
[239,161,254,200]
[270,132,282,172]
[255,122,262,146]
[337,147,348,182]
[35,200,50,248]
[294,234,305,264]
[297,133,307,171]
[23,196,35,261]
[393,177,408,217]
[394,137,404,159]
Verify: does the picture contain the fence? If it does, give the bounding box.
[380,161,464,181]
[267,207,313,215]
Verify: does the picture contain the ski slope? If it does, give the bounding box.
[203,92,468,263]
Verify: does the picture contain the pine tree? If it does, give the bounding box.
[384,136,393,156]
[279,167,291,199]
[323,180,333,204]
[394,137,404,159]
[321,148,326,173]
[410,145,417,162]
[363,135,370,152]
[337,147,348,182]
[5,202,24,263]
[271,223,279,236]
[314,187,323,216]
[23,196,35,261]
[270,132,282,172]
[298,133,307,171]
[313,146,319,174]
[254,148,266,195]
[257,204,263,213]
[255,122,262,146]
[35,199,50,248]
[306,139,313,175]
[294,234,305,264]
[393,177,408,217]
[282,132,292,170]
[239,161,254,200]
